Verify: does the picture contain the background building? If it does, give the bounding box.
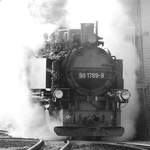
[121,0,150,139]
[140,0,150,139]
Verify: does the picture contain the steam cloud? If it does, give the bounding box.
[0,0,139,140]
[66,0,139,140]
[105,26,139,140]
[29,0,67,25]
[0,0,67,139]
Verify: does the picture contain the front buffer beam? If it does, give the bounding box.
[54,126,124,137]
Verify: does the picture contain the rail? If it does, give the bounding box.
[27,139,150,150]
[28,139,45,150]
[60,140,72,150]
[65,141,149,150]
[120,142,150,150]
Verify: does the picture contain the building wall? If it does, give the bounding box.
[120,0,150,139]
[127,0,150,139]
[141,0,150,84]
[140,0,150,138]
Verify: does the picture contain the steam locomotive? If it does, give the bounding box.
[32,23,130,137]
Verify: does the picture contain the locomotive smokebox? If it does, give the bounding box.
[81,23,96,44]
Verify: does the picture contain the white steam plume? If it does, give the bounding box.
[66,0,139,140]
[0,0,139,140]
[0,0,67,139]
[29,0,67,25]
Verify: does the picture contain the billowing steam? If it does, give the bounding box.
[0,0,67,138]
[0,0,139,140]
[29,0,67,25]
[105,26,139,140]
[66,0,139,140]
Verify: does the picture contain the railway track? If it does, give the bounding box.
[28,139,45,150]
[0,130,45,150]
[44,140,150,150]
[0,129,11,138]
[1,135,150,150]
[0,137,39,150]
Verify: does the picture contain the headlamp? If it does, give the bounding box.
[121,90,131,100]
[54,89,63,99]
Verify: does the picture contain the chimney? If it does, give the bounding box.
[81,23,96,44]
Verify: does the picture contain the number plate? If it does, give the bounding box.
[78,72,105,79]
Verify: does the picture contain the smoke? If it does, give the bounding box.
[101,3,140,141]
[0,0,67,138]
[29,0,67,25]
[105,26,139,141]
[66,0,139,140]
[0,0,139,140]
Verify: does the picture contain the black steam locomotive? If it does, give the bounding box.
[32,23,130,137]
